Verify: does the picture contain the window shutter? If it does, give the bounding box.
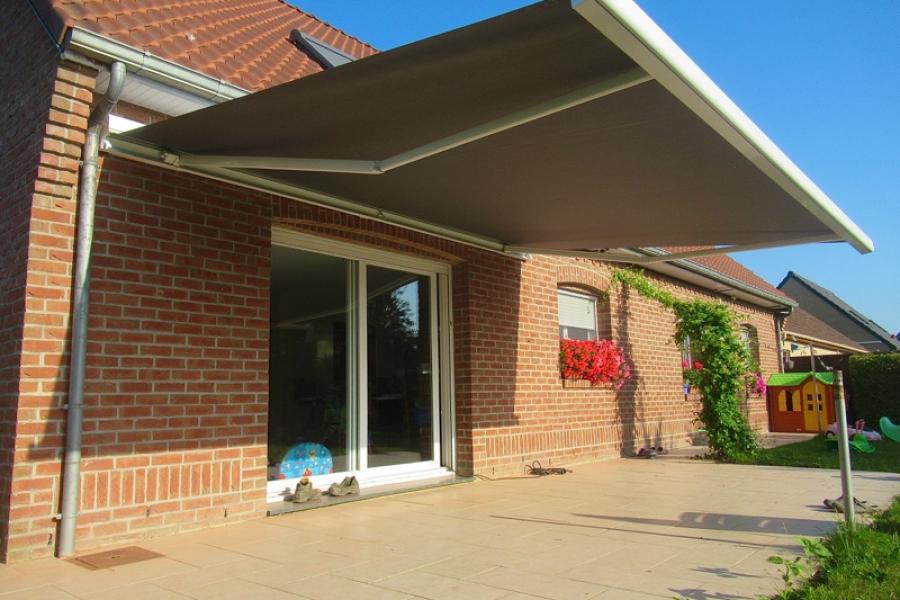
[558,291,597,331]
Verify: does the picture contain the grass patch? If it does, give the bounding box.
[769,496,900,599]
[736,436,900,473]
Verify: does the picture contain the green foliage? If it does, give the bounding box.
[766,538,832,599]
[611,267,677,308]
[848,352,900,424]
[736,435,900,473]
[763,496,900,599]
[612,268,758,460]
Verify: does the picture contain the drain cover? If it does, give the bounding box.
[72,546,163,570]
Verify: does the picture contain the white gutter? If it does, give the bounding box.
[573,0,874,254]
[64,26,248,103]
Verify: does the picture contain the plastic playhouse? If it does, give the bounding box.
[767,372,835,433]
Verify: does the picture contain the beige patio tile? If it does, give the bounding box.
[239,552,361,587]
[417,551,501,580]
[559,562,708,599]
[272,573,413,600]
[138,539,249,568]
[331,553,445,584]
[81,581,193,600]
[468,566,608,600]
[152,557,276,593]
[378,569,510,599]
[188,577,310,599]
[0,585,79,600]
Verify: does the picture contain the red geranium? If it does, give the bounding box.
[560,338,632,389]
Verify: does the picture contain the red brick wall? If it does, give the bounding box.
[1,4,100,558]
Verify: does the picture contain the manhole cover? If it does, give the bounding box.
[72,546,163,570]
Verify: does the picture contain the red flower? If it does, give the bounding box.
[560,338,632,388]
[693,361,704,370]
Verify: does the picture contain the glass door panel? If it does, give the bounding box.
[268,246,354,481]
[365,266,434,468]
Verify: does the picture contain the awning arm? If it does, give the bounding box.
[161,66,651,175]
[504,233,841,263]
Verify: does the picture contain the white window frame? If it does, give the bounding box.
[558,288,599,340]
[268,228,455,501]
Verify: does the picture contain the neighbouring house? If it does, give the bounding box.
[778,272,899,353]
[2,0,872,562]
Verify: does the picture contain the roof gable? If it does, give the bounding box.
[779,272,899,350]
[41,0,377,92]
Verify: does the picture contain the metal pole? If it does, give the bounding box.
[58,61,126,557]
[833,370,855,529]
[810,344,822,433]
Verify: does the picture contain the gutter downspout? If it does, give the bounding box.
[58,61,126,558]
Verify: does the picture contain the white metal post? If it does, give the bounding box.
[833,370,855,529]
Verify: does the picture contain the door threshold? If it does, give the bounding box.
[267,473,472,516]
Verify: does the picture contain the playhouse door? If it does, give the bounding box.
[801,380,827,432]
[770,388,804,432]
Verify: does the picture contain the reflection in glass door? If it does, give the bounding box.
[365,266,434,468]
[268,246,354,481]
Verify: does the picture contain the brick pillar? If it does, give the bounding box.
[4,60,95,561]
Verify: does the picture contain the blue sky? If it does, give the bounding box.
[295,1,900,334]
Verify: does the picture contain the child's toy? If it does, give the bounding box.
[880,417,900,443]
[278,442,333,479]
[825,419,882,441]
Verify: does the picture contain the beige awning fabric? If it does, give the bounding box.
[111,0,872,256]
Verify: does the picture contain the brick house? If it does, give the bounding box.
[2,0,871,562]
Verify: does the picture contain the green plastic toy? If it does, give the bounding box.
[824,433,876,454]
[880,417,900,443]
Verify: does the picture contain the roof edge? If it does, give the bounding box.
[573,0,874,254]
[64,26,249,102]
[636,248,797,310]
[783,330,869,355]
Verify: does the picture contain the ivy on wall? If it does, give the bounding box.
[611,268,758,461]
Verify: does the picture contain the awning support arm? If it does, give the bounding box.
[504,233,840,263]
[162,66,651,174]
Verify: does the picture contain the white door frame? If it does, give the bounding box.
[267,228,455,501]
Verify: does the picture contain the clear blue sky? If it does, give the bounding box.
[295,1,900,335]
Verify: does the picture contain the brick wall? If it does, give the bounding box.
[268,206,779,476]
[1,4,101,559]
[5,145,273,558]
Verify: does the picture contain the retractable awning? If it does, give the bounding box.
[110,0,873,259]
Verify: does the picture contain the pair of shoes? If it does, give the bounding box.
[637,447,657,459]
[291,477,321,503]
[822,496,879,514]
[327,476,359,497]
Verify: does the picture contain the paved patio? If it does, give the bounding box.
[1,457,897,600]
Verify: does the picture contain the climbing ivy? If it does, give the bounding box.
[611,268,758,461]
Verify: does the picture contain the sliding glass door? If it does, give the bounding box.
[268,233,449,497]
[364,267,437,470]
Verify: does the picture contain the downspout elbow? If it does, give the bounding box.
[58,60,126,558]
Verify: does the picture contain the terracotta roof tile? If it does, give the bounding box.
[660,246,790,300]
[45,0,378,92]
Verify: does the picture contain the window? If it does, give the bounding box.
[740,324,760,366]
[681,334,693,367]
[558,289,598,340]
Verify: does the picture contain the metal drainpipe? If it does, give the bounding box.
[57,61,126,558]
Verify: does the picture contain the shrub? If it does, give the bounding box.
[848,352,900,424]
